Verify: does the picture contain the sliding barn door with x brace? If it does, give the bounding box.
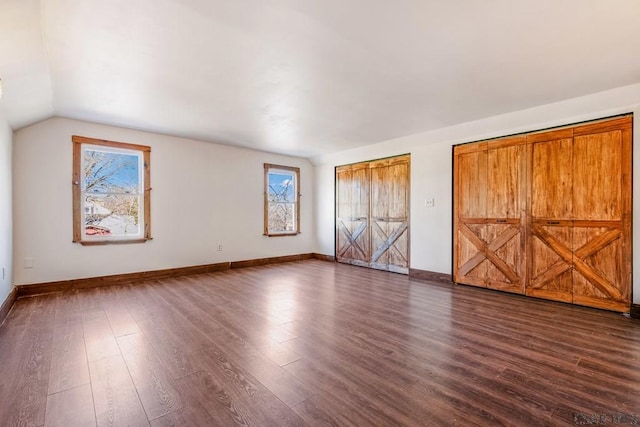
[336,155,410,274]
[453,137,527,294]
[454,115,631,312]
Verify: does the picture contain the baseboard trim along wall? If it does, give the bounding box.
[230,253,314,269]
[13,252,335,300]
[0,287,18,327]
[631,304,640,320]
[409,268,453,284]
[311,253,336,262]
[16,262,231,298]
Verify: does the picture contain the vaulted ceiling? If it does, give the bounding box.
[2,0,640,157]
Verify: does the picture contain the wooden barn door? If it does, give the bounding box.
[336,163,370,267]
[455,115,632,312]
[453,142,488,287]
[485,137,527,293]
[527,117,631,311]
[527,129,575,303]
[570,118,631,311]
[453,137,526,293]
[336,154,410,274]
[369,155,410,274]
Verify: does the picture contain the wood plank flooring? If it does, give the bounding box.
[1,259,640,426]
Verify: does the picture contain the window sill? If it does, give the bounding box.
[263,232,300,237]
[75,238,153,246]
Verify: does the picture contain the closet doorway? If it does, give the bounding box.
[336,154,410,274]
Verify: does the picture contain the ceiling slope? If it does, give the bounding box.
[0,0,54,129]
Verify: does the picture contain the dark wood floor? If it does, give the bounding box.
[1,260,639,426]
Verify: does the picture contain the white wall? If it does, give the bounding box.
[13,117,315,285]
[313,82,640,304]
[0,115,12,304]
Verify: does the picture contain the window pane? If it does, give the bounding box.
[268,202,295,232]
[84,194,141,237]
[268,171,295,203]
[83,149,140,194]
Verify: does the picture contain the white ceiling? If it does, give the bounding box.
[1,0,640,158]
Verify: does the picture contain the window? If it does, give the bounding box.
[264,164,300,236]
[72,135,151,245]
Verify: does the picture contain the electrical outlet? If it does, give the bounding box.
[217,243,223,251]
[425,198,435,208]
